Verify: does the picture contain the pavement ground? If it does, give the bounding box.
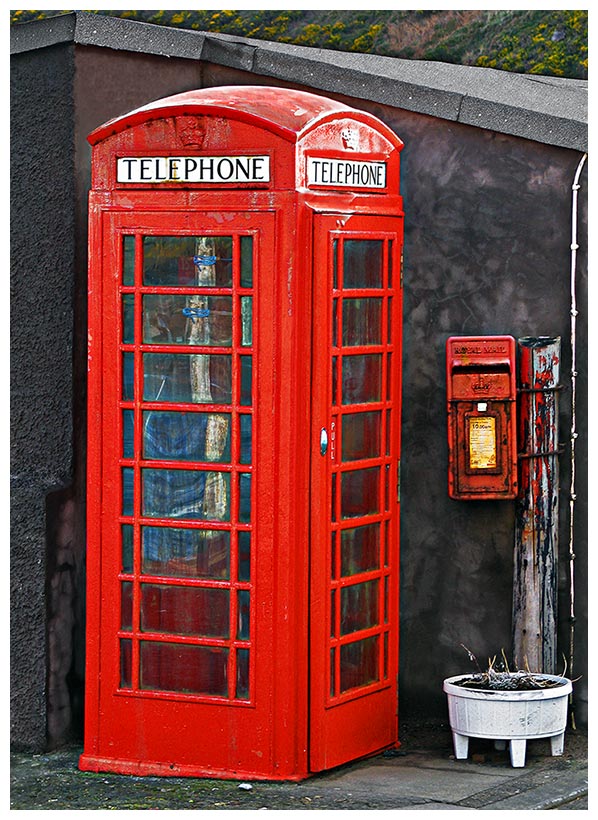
[10,720,588,811]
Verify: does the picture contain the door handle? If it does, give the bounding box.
[320,427,328,456]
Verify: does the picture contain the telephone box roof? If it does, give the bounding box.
[88,85,404,149]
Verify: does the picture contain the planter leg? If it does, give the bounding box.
[509,739,527,768]
[452,732,469,760]
[550,732,565,756]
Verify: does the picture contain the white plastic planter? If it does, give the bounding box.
[443,674,572,767]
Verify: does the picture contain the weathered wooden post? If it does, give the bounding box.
[513,336,561,674]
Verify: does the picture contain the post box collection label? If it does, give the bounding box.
[468,416,497,469]
[117,155,271,183]
[306,157,386,189]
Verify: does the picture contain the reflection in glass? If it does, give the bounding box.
[341,468,379,518]
[342,411,381,462]
[121,524,133,573]
[122,294,135,344]
[340,580,379,634]
[239,414,252,465]
[143,353,232,404]
[343,240,383,289]
[122,410,135,458]
[240,356,252,406]
[122,352,135,401]
[342,299,382,346]
[342,355,382,405]
[143,295,232,346]
[141,526,230,579]
[240,236,253,288]
[143,411,231,463]
[141,584,230,637]
[142,468,230,521]
[240,296,253,346]
[238,531,251,581]
[122,467,134,516]
[140,642,228,696]
[239,473,251,523]
[236,648,250,699]
[120,639,132,689]
[340,636,379,693]
[341,523,380,576]
[237,589,250,639]
[121,582,133,630]
[143,236,233,287]
[122,236,135,286]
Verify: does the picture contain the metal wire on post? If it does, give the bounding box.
[568,152,587,729]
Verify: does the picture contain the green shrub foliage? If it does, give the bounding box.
[10,9,588,80]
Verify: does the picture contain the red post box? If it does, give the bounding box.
[446,335,518,499]
[80,87,404,780]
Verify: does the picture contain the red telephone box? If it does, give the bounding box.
[80,86,404,780]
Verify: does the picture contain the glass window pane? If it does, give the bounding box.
[340,636,379,693]
[238,531,251,581]
[141,584,229,637]
[239,414,252,464]
[342,411,381,462]
[239,473,251,523]
[143,353,232,404]
[143,236,233,287]
[240,356,252,406]
[341,467,379,518]
[342,355,382,405]
[140,642,228,696]
[121,524,133,573]
[121,582,133,630]
[142,526,230,579]
[122,352,135,401]
[120,639,132,689]
[340,580,379,635]
[122,236,135,286]
[343,240,383,289]
[143,295,232,347]
[240,296,253,346]
[122,294,135,344]
[142,468,230,521]
[237,589,250,640]
[341,523,380,576]
[123,410,135,459]
[143,411,231,463]
[122,467,134,516]
[240,236,253,288]
[236,648,250,699]
[342,299,382,346]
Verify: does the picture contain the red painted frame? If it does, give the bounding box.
[81,86,404,780]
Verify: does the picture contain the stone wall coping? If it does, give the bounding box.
[11,10,587,151]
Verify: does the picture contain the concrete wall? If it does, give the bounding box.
[10,40,587,749]
[10,43,76,750]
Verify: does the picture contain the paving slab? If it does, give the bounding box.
[10,723,587,811]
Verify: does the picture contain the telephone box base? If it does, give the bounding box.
[78,752,307,781]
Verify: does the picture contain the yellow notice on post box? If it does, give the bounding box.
[468,417,497,469]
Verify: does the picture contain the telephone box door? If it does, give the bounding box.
[310,213,402,771]
[86,206,280,776]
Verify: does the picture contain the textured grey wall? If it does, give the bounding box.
[10,43,76,750]
[10,40,587,750]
